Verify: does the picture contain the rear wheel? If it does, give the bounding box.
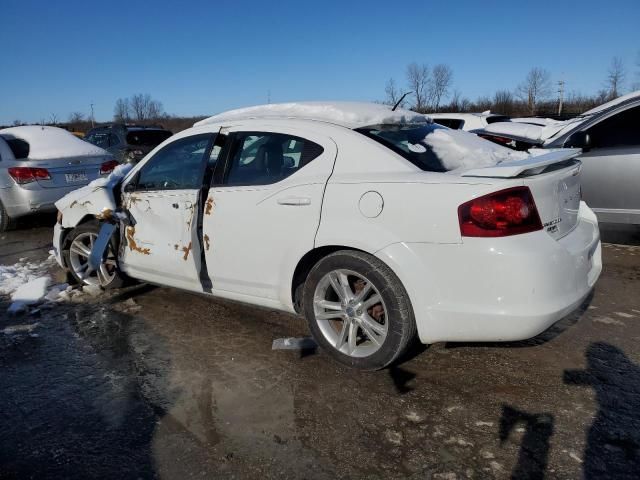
[63,221,125,289]
[0,200,14,232]
[303,250,416,370]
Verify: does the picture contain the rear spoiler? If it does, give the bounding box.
[461,148,582,178]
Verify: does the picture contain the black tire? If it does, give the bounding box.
[0,200,14,232]
[303,250,416,370]
[63,220,126,289]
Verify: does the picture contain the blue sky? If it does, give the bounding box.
[0,0,638,124]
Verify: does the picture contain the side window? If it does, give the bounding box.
[135,134,212,191]
[586,106,640,149]
[108,133,121,147]
[224,132,324,186]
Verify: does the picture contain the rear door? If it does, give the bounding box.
[119,132,218,291]
[577,104,640,224]
[203,127,337,306]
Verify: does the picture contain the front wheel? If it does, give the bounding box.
[63,221,126,289]
[303,250,416,370]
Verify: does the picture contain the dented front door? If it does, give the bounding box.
[119,133,216,291]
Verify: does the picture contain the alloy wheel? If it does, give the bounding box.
[313,269,388,358]
[68,232,117,286]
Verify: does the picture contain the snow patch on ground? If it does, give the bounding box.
[9,276,51,314]
[0,255,97,314]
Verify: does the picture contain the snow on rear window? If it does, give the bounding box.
[422,128,528,171]
[357,124,528,172]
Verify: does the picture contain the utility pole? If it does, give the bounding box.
[267,89,271,104]
[557,80,565,117]
[90,103,95,127]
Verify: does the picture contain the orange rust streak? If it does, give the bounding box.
[182,242,192,260]
[204,197,215,215]
[125,226,151,255]
[203,234,210,251]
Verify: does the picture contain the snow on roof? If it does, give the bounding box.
[194,102,431,129]
[0,126,107,160]
[583,90,640,115]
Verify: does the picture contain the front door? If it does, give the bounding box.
[203,127,337,308]
[120,132,217,291]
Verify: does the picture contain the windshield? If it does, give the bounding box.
[126,130,172,146]
[356,123,448,172]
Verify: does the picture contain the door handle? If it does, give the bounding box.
[277,196,311,206]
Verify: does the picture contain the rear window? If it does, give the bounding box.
[356,124,447,172]
[432,118,465,129]
[485,115,511,124]
[0,136,30,159]
[126,130,172,146]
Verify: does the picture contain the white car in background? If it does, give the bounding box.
[0,126,117,231]
[52,102,601,370]
[429,112,511,131]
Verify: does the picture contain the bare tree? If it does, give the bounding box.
[129,94,164,122]
[147,99,164,120]
[130,94,149,121]
[473,95,493,113]
[12,119,21,126]
[49,113,58,125]
[515,67,552,115]
[69,112,85,124]
[606,56,626,99]
[493,90,515,115]
[447,89,463,111]
[114,98,130,122]
[406,63,430,112]
[384,78,403,107]
[429,64,453,111]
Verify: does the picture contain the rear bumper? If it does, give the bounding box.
[376,201,602,344]
[0,183,82,218]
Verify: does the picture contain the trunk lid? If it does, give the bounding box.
[462,148,583,240]
[22,155,111,189]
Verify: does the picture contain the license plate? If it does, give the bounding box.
[65,172,88,183]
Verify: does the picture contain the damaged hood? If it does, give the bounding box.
[55,164,133,226]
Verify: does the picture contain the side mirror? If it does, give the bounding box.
[565,131,591,152]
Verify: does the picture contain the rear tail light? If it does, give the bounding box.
[100,160,120,175]
[458,186,542,237]
[8,167,51,184]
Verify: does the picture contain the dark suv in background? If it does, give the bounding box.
[84,124,172,163]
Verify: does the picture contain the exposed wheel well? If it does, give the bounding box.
[291,245,365,313]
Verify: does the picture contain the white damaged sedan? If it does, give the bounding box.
[53,102,601,369]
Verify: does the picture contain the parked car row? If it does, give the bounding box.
[84,124,172,164]
[475,91,640,225]
[429,91,640,226]
[0,126,118,231]
[0,123,173,231]
[51,101,601,369]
